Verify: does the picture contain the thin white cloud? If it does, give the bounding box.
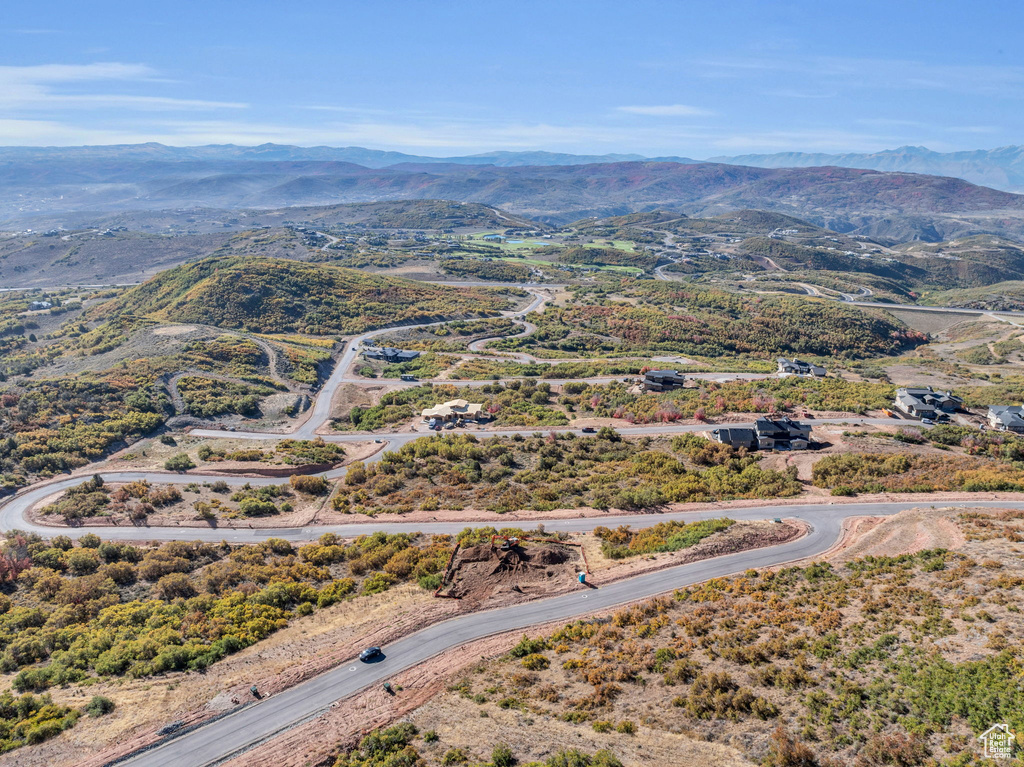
[0,62,155,83]
[0,62,245,113]
[699,55,1024,97]
[616,104,715,117]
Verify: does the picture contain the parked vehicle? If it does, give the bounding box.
[921,418,935,425]
[581,427,596,433]
[359,647,382,662]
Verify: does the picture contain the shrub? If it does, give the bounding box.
[442,747,468,765]
[164,454,195,472]
[290,475,330,495]
[763,727,819,767]
[84,695,115,717]
[521,653,550,671]
[510,635,549,658]
[491,744,515,767]
[154,572,197,600]
[79,533,101,548]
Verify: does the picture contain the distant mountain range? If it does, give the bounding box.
[708,145,1024,193]
[0,143,698,169]
[4,143,1024,192]
[4,154,1024,242]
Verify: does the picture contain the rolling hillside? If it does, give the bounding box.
[97,256,521,334]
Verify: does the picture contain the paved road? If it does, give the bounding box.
[0,417,904,543]
[277,288,551,439]
[116,496,1024,767]
[847,300,1024,317]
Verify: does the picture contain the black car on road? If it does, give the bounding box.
[359,647,382,662]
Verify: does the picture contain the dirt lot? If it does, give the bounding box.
[824,506,967,563]
[441,539,585,607]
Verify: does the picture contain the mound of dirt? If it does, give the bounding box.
[827,508,966,562]
[444,541,582,607]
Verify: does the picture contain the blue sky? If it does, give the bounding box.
[2,0,1022,156]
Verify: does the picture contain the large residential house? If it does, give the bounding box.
[777,358,826,378]
[362,347,420,364]
[422,399,484,423]
[894,387,963,420]
[641,369,686,392]
[711,417,812,451]
[988,405,1024,433]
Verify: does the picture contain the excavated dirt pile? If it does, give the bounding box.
[444,542,580,607]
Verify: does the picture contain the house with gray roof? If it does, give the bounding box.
[362,347,420,364]
[894,387,963,420]
[641,369,686,392]
[988,405,1024,433]
[777,358,826,378]
[712,417,812,451]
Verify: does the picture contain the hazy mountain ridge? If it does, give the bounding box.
[4,155,1024,242]
[7,142,1024,193]
[0,143,696,169]
[709,145,1024,193]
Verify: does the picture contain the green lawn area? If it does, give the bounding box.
[598,239,637,252]
[466,233,564,253]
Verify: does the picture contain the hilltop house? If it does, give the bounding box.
[641,369,686,392]
[894,387,963,420]
[777,358,826,378]
[362,347,420,364]
[711,417,812,451]
[422,399,484,424]
[988,405,1024,433]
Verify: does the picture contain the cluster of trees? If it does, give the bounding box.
[558,245,659,271]
[98,257,520,335]
[440,258,534,282]
[0,528,456,722]
[557,377,894,423]
[490,282,926,360]
[341,382,568,432]
[176,376,275,417]
[197,438,344,467]
[455,545,1018,764]
[0,378,166,483]
[332,722,622,767]
[40,475,183,524]
[378,353,458,380]
[332,431,801,515]
[450,358,644,381]
[812,452,1024,494]
[0,691,81,754]
[593,518,735,559]
[277,341,331,385]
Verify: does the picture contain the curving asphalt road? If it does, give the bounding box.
[284,287,551,439]
[114,497,1024,767]
[0,418,904,542]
